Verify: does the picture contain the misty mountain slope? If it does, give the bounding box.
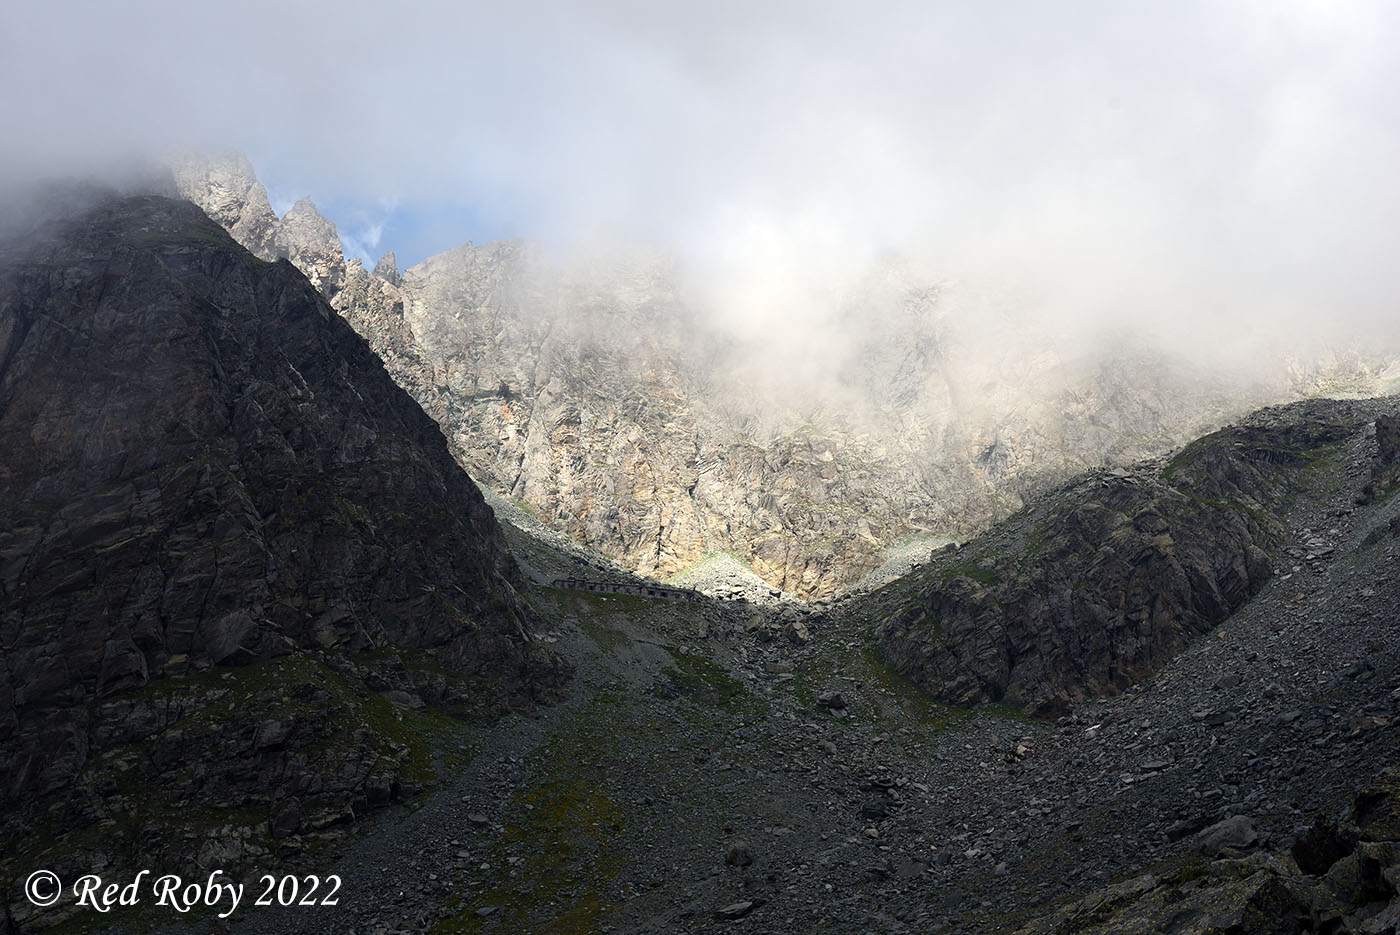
[0,193,568,931]
[171,158,954,597]
[871,398,1380,716]
[172,153,1400,600]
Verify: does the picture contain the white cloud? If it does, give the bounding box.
[339,215,390,265]
[4,0,1400,352]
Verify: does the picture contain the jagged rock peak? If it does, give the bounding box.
[275,196,346,297]
[171,151,348,300]
[168,149,279,259]
[373,249,401,284]
[173,153,1400,601]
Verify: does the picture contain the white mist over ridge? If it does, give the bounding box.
[11,0,1400,595]
[169,150,1400,599]
[5,1,1400,367]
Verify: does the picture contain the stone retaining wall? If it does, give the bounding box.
[550,577,702,602]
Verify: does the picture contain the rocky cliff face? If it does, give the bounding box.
[166,151,280,258]
[171,153,1400,599]
[0,192,567,921]
[874,399,1371,716]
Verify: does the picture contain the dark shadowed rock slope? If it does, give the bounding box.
[0,194,567,928]
[875,399,1373,716]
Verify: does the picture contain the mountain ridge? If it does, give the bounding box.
[170,152,1400,601]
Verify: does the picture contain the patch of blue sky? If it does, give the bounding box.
[256,159,521,270]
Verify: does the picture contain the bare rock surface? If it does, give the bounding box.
[171,153,1400,600]
[877,399,1371,715]
[0,193,568,930]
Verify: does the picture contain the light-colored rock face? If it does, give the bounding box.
[275,197,346,297]
[171,153,1400,598]
[168,151,280,258]
[372,250,401,284]
[171,158,344,297]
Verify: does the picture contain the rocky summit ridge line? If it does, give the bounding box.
[171,152,1400,600]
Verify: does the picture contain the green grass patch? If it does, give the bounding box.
[578,617,632,652]
[434,690,633,934]
[509,497,541,521]
[663,653,767,718]
[977,702,1035,723]
[438,781,624,934]
[854,644,970,730]
[664,548,757,582]
[939,560,1001,587]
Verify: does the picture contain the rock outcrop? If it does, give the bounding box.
[0,193,568,922]
[875,400,1369,716]
[372,249,401,285]
[1360,413,1400,505]
[166,150,280,258]
[1015,765,1400,934]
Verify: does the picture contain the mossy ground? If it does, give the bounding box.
[433,691,630,935]
[663,651,767,719]
[435,586,793,933]
[938,559,1002,587]
[508,497,541,521]
[779,607,976,734]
